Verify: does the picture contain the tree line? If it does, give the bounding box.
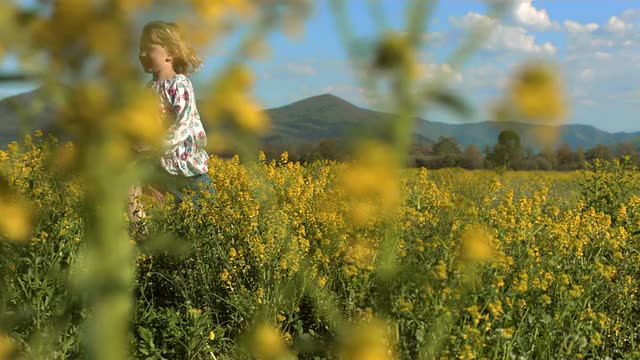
[257,130,640,170]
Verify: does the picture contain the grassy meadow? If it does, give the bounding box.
[1,134,639,359]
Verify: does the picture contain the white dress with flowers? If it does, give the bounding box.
[146,74,209,177]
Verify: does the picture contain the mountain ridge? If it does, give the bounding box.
[1,88,639,150]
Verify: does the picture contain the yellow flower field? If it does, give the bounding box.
[1,134,639,359]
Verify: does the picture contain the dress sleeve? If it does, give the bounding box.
[163,78,194,154]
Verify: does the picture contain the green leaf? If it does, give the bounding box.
[138,326,154,344]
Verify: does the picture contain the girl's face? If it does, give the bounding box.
[138,39,172,74]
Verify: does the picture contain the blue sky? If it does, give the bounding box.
[3,0,640,132]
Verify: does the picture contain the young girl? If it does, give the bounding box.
[128,20,215,227]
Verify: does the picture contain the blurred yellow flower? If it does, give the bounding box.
[459,224,494,262]
[86,19,124,59]
[201,64,271,135]
[374,32,416,78]
[209,330,215,341]
[339,140,401,225]
[0,197,33,241]
[250,323,290,360]
[112,91,166,147]
[0,334,15,360]
[510,61,567,122]
[191,0,255,21]
[228,93,271,134]
[338,318,396,360]
[493,61,569,148]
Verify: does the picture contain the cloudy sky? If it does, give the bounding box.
[2,0,639,132]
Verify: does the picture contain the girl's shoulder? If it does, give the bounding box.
[149,74,192,88]
[165,74,194,92]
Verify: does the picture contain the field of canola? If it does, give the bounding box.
[1,134,640,359]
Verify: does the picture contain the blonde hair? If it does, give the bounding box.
[141,21,203,75]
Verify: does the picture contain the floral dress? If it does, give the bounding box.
[146,73,209,177]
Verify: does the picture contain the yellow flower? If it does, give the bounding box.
[250,323,289,360]
[466,305,485,326]
[111,91,166,147]
[209,330,215,341]
[515,272,529,293]
[0,197,33,241]
[0,334,15,360]
[229,93,271,134]
[189,308,203,315]
[433,260,448,281]
[459,224,494,262]
[539,294,552,305]
[339,140,401,225]
[338,318,396,360]
[343,265,358,277]
[220,269,230,282]
[510,61,567,121]
[500,327,515,339]
[488,300,503,317]
[374,32,416,78]
[493,276,505,288]
[569,285,583,298]
[398,298,414,313]
[507,61,568,147]
[190,0,255,21]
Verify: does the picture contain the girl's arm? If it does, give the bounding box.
[163,79,194,154]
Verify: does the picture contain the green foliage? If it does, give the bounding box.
[577,156,639,225]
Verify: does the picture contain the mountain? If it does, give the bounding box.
[261,94,397,145]
[415,120,640,150]
[0,87,63,146]
[1,89,639,151]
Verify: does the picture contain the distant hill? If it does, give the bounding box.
[0,87,63,146]
[1,89,639,151]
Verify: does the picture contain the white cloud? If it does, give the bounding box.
[489,25,557,54]
[513,0,552,30]
[422,31,448,48]
[451,12,556,55]
[605,16,632,33]
[594,51,611,59]
[450,12,496,31]
[564,20,599,33]
[621,8,640,21]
